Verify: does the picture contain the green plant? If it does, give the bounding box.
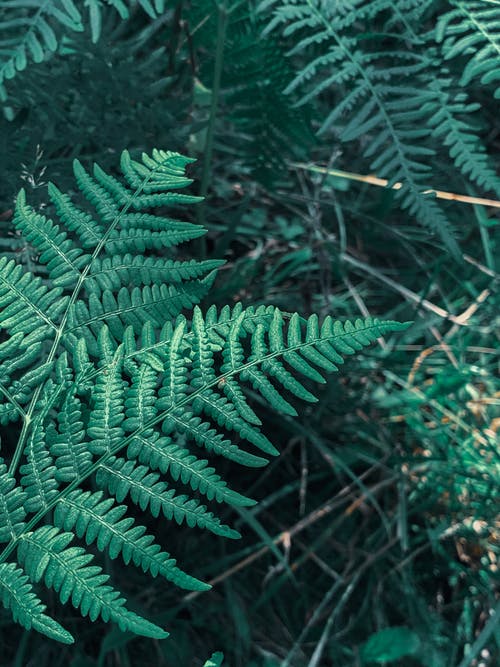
[204,652,224,667]
[0,147,407,643]
[259,0,500,258]
[0,0,167,104]
[0,0,498,663]
[378,344,499,595]
[437,1,500,99]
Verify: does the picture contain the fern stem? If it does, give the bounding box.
[195,1,227,258]
[10,414,32,475]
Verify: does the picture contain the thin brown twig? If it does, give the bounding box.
[430,325,459,369]
[291,162,500,209]
[395,345,498,354]
[463,254,498,278]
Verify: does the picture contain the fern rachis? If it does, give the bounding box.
[0,147,408,643]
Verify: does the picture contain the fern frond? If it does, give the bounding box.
[87,256,224,293]
[104,226,206,254]
[69,280,213,347]
[128,432,254,507]
[3,150,216,358]
[260,0,463,256]
[437,1,500,99]
[221,20,314,183]
[155,310,408,475]
[96,457,240,539]
[0,0,166,100]
[170,306,406,448]
[120,149,196,193]
[13,189,89,289]
[0,256,66,336]
[72,159,121,223]
[0,147,408,643]
[48,182,103,249]
[0,0,83,102]
[426,78,500,197]
[164,412,269,468]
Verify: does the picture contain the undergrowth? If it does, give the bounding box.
[0,1,498,666]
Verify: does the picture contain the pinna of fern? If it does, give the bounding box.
[436,0,500,100]
[0,146,408,643]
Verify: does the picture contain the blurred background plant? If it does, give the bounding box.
[0,0,498,665]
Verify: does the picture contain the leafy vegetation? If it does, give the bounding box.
[0,1,498,665]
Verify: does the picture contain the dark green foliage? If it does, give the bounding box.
[0,148,406,644]
[222,22,315,183]
[437,1,500,99]
[0,0,167,102]
[0,0,498,664]
[260,0,500,258]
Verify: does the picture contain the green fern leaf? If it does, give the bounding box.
[0,562,73,644]
[13,190,88,288]
[260,0,463,257]
[48,182,103,249]
[426,77,500,197]
[17,526,168,638]
[0,0,165,101]
[437,1,500,99]
[0,0,83,101]
[0,461,27,543]
[164,412,269,468]
[54,489,208,591]
[128,432,254,507]
[96,457,240,539]
[87,256,224,293]
[0,257,66,336]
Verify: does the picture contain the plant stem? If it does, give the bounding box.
[13,630,29,667]
[457,600,499,667]
[195,1,227,259]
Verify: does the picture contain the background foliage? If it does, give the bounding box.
[0,0,498,665]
